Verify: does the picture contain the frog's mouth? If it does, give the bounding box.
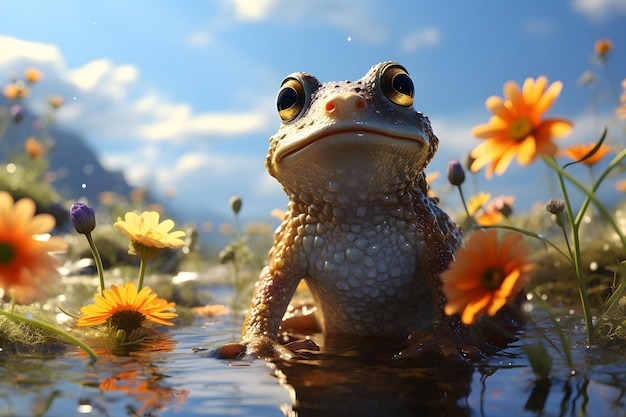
[275,127,426,164]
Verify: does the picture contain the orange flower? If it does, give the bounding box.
[443,229,533,324]
[617,79,626,119]
[24,67,42,84]
[470,76,572,177]
[25,136,45,159]
[616,178,626,192]
[2,82,30,100]
[192,304,229,317]
[0,192,66,302]
[560,142,611,165]
[594,38,613,57]
[49,94,63,109]
[77,281,177,331]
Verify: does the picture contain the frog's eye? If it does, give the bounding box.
[277,77,306,122]
[380,64,414,107]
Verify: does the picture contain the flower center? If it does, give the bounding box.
[509,115,533,141]
[481,267,506,291]
[110,310,146,335]
[0,242,16,264]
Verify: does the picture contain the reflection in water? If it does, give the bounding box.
[266,345,626,417]
[271,354,474,417]
[4,318,626,415]
[81,336,190,415]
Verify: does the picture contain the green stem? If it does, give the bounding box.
[543,147,626,249]
[456,184,473,219]
[0,309,97,362]
[541,156,594,344]
[85,233,106,294]
[137,256,147,290]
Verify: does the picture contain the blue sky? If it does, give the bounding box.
[0,0,625,229]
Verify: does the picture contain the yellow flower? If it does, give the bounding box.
[594,38,613,58]
[0,192,66,302]
[560,142,611,166]
[77,282,177,331]
[443,230,533,324]
[470,76,573,177]
[466,192,491,216]
[114,211,186,258]
[425,171,440,198]
[473,195,515,226]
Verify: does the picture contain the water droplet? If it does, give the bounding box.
[347,36,352,42]
[81,183,87,189]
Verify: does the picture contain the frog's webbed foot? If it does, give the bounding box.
[218,336,319,360]
[393,319,493,362]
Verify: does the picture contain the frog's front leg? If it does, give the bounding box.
[238,263,303,359]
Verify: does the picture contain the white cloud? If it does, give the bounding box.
[230,0,277,21]
[571,0,626,20]
[401,28,441,53]
[0,34,284,219]
[135,99,268,140]
[221,0,387,43]
[0,35,64,67]
[0,35,270,144]
[106,147,287,218]
[187,31,213,47]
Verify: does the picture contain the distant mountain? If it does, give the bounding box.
[0,100,135,225]
[0,100,230,247]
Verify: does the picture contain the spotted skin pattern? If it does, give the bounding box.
[241,62,463,358]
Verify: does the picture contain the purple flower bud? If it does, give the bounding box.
[10,104,23,123]
[447,159,466,186]
[69,202,96,234]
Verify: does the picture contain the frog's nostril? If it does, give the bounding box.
[325,95,365,115]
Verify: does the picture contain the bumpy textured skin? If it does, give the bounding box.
[241,62,463,358]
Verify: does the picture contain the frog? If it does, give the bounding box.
[237,61,465,359]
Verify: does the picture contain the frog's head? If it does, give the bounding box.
[266,62,439,204]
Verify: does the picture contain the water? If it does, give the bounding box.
[2,288,626,416]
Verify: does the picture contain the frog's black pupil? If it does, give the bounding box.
[392,73,414,97]
[277,87,298,111]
